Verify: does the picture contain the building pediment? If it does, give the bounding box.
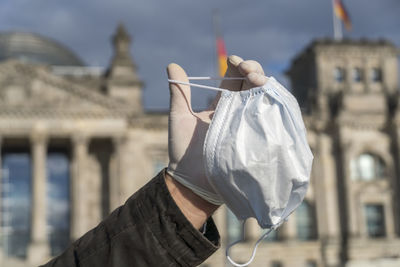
[0,60,132,118]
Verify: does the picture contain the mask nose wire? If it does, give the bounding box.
[168,77,245,92]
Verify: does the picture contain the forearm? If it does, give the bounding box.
[165,172,220,230]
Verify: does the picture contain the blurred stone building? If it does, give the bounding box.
[203,40,400,267]
[0,25,168,267]
[0,26,399,267]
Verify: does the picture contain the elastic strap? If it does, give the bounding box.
[226,219,276,267]
[187,77,245,80]
[168,76,245,92]
[226,212,292,267]
[201,220,207,235]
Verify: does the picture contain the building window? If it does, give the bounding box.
[226,209,243,243]
[371,68,382,82]
[352,67,363,82]
[364,204,386,238]
[271,261,283,267]
[296,201,316,240]
[334,67,345,83]
[305,260,318,267]
[350,153,385,181]
[1,152,31,258]
[47,152,70,256]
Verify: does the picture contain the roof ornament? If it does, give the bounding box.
[109,23,136,70]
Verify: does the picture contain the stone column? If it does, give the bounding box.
[340,140,358,238]
[280,214,297,241]
[0,136,3,262]
[110,136,126,211]
[345,59,352,91]
[384,196,396,239]
[363,59,370,92]
[245,218,260,241]
[315,134,341,267]
[28,134,50,263]
[0,136,2,219]
[395,128,400,236]
[315,134,341,238]
[70,135,89,240]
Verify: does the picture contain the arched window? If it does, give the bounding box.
[46,152,70,256]
[350,153,385,181]
[296,201,317,240]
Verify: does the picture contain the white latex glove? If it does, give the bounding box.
[167,55,268,205]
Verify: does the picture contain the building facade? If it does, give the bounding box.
[0,25,169,267]
[0,27,399,267]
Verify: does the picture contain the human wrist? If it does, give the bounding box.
[165,172,220,230]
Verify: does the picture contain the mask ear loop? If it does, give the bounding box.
[226,211,291,267]
[225,219,276,267]
[168,77,245,92]
[188,77,245,80]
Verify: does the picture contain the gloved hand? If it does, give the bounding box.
[167,55,268,205]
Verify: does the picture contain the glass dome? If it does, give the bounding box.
[0,32,84,66]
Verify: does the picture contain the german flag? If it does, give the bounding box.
[334,0,352,30]
[216,37,228,77]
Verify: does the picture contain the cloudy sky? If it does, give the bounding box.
[0,0,399,110]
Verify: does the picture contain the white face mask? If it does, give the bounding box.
[168,76,313,267]
[205,77,312,227]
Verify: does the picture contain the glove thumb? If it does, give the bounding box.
[167,63,192,114]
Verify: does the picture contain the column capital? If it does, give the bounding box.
[30,132,47,145]
[72,133,89,146]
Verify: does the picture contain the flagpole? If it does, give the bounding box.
[213,9,228,77]
[331,0,343,40]
[212,9,219,80]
